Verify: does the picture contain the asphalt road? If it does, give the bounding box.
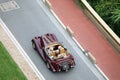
[0,0,105,80]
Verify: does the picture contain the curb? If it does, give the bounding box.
[44,0,52,9]
[84,50,97,64]
[66,26,74,37]
[50,9,66,29]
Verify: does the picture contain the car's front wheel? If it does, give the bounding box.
[32,41,36,50]
[47,62,56,72]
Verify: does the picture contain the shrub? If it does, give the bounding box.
[87,0,120,37]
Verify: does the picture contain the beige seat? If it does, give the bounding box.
[50,51,56,57]
[59,47,65,54]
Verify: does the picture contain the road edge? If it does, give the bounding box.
[0,18,45,80]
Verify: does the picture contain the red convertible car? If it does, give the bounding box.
[32,33,75,72]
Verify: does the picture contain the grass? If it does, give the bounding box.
[0,42,27,80]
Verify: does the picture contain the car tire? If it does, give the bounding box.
[32,42,36,50]
[62,64,69,72]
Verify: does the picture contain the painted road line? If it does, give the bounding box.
[95,64,109,80]
[72,37,85,52]
[50,9,66,30]
[0,18,45,80]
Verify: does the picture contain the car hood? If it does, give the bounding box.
[42,33,58,46]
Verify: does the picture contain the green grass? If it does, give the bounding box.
[0,42,27,80]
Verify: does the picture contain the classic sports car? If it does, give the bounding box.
[32,33,75,72]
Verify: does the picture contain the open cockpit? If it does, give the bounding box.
[45,42,69,60]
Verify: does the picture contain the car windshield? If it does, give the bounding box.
[45,43,69,60]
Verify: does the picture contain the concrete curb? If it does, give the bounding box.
[50,9,66,29]
[66,26,74,37]
[44,0,52,9]
[84,50,97,64]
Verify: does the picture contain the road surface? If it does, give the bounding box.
[0,0,105,80]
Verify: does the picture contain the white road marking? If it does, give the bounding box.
[0,0,20,12]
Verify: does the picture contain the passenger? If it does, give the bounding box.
[49,50,56,59]
[57,46,66,58]
[55,49,60,56]
[59,47,65,54]
[48,47,53,54]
